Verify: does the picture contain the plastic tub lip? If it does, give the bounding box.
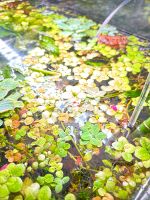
[132,177,150,200]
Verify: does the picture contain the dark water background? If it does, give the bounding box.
[30,0,150,39]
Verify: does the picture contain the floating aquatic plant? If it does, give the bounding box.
[0,1,149,200]
[80,122,106,149]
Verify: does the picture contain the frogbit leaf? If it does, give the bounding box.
[122,152,133,162]
[135,147,150,161]
[39,36,59,56]
[55,184,63,193]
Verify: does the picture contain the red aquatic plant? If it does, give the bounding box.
[75,156,82,166]
[98,34,128,49]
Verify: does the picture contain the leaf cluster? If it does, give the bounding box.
[0,163,25,199]
[0,78,23,118]
[80,122,106,149]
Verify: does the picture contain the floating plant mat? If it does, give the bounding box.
[0,1,150,200]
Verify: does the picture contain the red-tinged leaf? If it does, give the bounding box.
[75,156,82,166]
[12,120,20,129]
[98,34,128,49]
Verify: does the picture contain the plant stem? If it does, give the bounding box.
[30,67,60,76]
[68,152,98,173]
[71,138,86,165]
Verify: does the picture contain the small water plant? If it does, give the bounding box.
[80,122,106,148]
[0,1,149,200]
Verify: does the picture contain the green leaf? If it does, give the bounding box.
[7,163,25,177]
[118,190,128,200]
[98,188,106,196]
[84,152,92,161]
[140,137,150,151]
[81,132,91,140]
[80,140,89,145]
[56,171,63,178]
[24,183,40,200]
[118,137,128,144]
[0,65,12,79]
[124,143,135,153]
[106,178,116,192]
[135,147,150,161]
[37,176,45,185]
[13,195,23,200]
[0,100,14,113]
[0,89,9,101]
[0,185,9,198]
[112,141,123,151]
[40,36,59,56]
[122,152,133,162]
[15,129,26,140]
[102,160,112,167]
[62,176,70,184]
[0,78,18,91]
[31,137,46,147]
[55,148,67,157]
[37,186,51,200]
[95,171,106,180]
[103,168,112,178]
[6,92,21,101]
[93,180,105,191]
[124,90,141,98]
[96,132,106,140]
[0,175,8,184]
[44,174,54,183]
[65,193,76,200]
[143,160,150,168]
[91,138,100,146]
[7,177,23,193]
[55,184,63,193]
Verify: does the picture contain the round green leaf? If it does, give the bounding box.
[98,188,106,196]
[143,160,150,168]
[7,163,25,177]
[56,170,63,178]
[118,190,128,200]
[55,184,63,193]
[62,176,70,184]
[37,186,51,200]
[112,141,123,151]
[7,177,23,193]
[122,152,133,162]
[135,147,150,161]
[84,152,92,161]
[44,174,54,183]
[106,178,116,192]
[124,143,135,153]
[0,185,9,198]
[65,193,76,200]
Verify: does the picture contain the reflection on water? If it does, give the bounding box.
[30,0,150,39]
